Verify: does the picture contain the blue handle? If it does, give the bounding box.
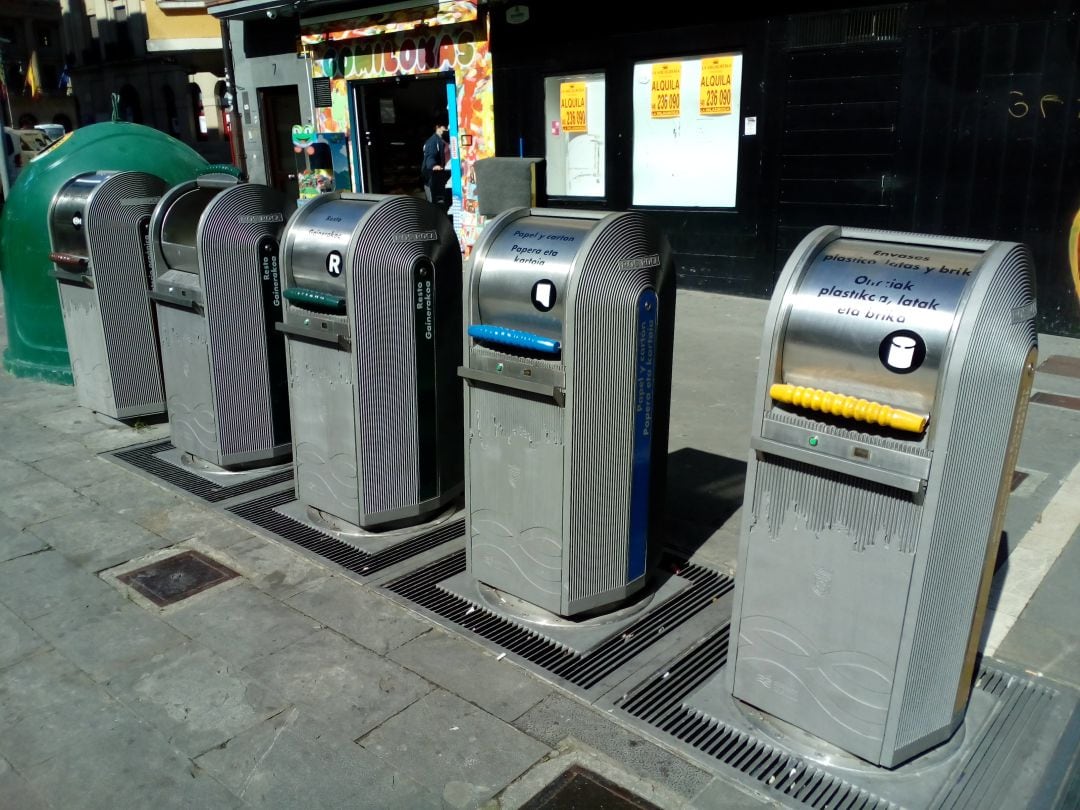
[468,324,561,354]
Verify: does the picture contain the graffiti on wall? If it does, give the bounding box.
[308,24,494,252]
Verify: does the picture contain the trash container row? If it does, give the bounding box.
[47,168,1036,770]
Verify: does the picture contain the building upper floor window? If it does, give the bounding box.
[543,73,606,199]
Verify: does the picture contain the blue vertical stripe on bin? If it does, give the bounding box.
[628,288,658,581]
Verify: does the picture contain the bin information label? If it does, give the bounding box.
[803,240,977,332]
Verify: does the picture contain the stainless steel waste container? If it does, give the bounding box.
[48,170,167,419]
[148,174,292,469]
[278,193,463,531]
[461,208,676,617]
[719,225,1037,767]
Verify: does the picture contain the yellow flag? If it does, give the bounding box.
[25,61,42,100]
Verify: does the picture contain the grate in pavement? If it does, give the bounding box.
[519,765,662,810]
[613,625,1080,810]
[383,550,734,695]
[227,488,465,578]
[118,550,238,606]
[107,440,293,502]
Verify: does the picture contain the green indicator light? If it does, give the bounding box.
[808,436,819,447]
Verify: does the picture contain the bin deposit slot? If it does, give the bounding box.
[769,383,928,434]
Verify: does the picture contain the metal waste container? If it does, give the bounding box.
[461,208,676,617]
[278,193,462,531]
[148,174,293,469]
[48,170,167,419]
[721,225,1037,767]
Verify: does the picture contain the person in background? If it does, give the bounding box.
[421,119,448,202]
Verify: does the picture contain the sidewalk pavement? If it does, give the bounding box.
[0,289,1077,809]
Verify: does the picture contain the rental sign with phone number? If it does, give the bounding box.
[650,62,681,118]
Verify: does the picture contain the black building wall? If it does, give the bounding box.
[490,1,1080,336]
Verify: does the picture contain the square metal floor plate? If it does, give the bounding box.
[436,569,692,655]
[520,765,662,810]
[118,550,239,606]
[607,626,1080,809]
[105,439,293,503]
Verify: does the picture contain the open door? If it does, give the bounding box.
[350,72,454,196]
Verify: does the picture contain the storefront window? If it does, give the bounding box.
[543,73,606,198]
[632,53,743,207]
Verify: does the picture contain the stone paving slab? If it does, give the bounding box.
[496,738,705,810]
[29,450,129,489]
[388,628,553,723]
[0,417,85,463]
[512,693,714,802]
[0,520,47,564]
[996,525,1080,689]
[0,549,117,620]
[159,581,322,667]
[0,600,48,672]
[0,755,49,810]
[77,474,185,523]
[195,708,442,809]
[286,574,432,656]
[358,688,552,808]
[241,629,434,741]
[27,505,178,572]
[21,713,241,810]
[0,456,54,489]
[136,502,250,546]
[0,650,103,729]
[0,684,141,772]
[209,532,332,601]
[0,477,88,529]
[28,599,189,682]
[105,642,288,758]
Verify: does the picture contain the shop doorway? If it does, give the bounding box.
[350,72,454,196]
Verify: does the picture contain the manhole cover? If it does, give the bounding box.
[118,550,238,607]
[520,765,661,810]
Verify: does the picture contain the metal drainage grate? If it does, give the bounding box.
[118,550,238,606]
[227,488,465,578]
[519,764,662,810]
[385,552,734,691]
[109,441,293,502]
[617,627,897,809]
[616,627,1065,810]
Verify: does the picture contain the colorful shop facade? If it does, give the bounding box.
[212,0,1080,336]
[212,0,493,252]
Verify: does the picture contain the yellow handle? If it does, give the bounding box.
[770,383,928,434]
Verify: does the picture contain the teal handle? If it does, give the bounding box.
[284,286,346,313]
